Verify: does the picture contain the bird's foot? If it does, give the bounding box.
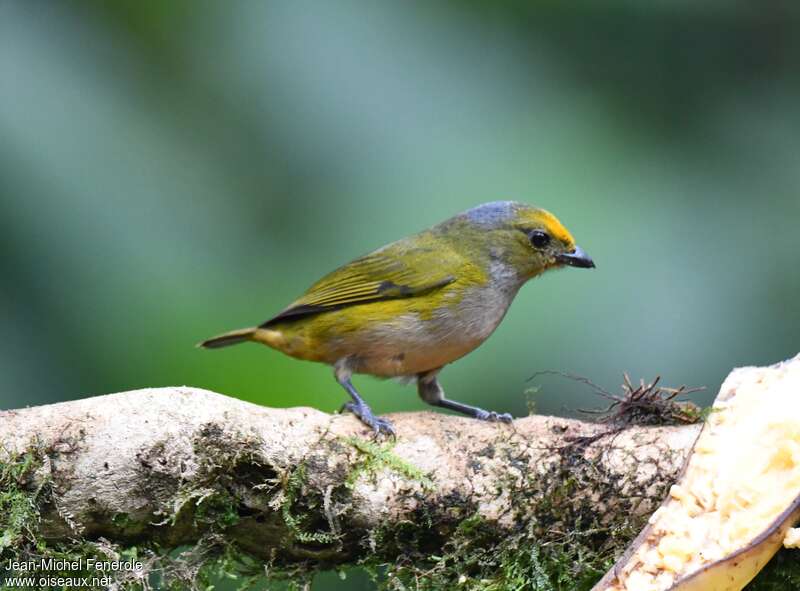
[341,401,396,437]
[474,409,514,424]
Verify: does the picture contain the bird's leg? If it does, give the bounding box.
[417,369,513,423]
[335,362,395,436]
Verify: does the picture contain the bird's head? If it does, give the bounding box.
[440,201,595,284]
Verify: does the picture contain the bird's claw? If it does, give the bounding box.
[475,409,514,424]
[370,417,396,437]
[342,401,396,437]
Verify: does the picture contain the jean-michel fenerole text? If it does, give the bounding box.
[4,557,143,572]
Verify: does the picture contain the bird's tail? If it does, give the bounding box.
[198,327,257,349]
[198,326,285,350]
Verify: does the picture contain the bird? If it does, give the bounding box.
[200,201,594,435]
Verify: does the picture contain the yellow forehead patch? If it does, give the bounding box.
[518,208,576,247]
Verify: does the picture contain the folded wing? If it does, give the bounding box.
[260,239,460,327]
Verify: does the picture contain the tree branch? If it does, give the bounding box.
[0,386,700,574]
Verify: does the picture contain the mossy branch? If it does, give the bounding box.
[0,379,795,589]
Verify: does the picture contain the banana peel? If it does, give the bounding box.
[593,354,800,591]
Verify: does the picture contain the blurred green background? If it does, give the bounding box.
[1,1,799,588]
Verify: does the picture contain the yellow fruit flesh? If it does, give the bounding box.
[596,356,800,591]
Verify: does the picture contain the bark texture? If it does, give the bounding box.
[0,387,701,568]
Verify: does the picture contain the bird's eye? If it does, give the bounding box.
[529,230,550,249]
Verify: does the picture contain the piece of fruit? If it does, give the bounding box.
[593,354,800,591]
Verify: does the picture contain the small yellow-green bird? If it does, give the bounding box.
[201,201,594,435]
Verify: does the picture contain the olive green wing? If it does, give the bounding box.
[260,238,459,327]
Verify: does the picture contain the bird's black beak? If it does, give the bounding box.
[556,245,595,269]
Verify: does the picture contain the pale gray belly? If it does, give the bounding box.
[343,286,518,377]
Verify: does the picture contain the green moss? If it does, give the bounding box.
[0,442,156,590]
[746,549,800,590]
[360,510,616,591]
[280,463,339,545]
[0,429,282,591]
[0,445,45,557]
[195,489,240,530]
[343,436,433,490]
[359,430,647,591]
[111,512,132,528]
